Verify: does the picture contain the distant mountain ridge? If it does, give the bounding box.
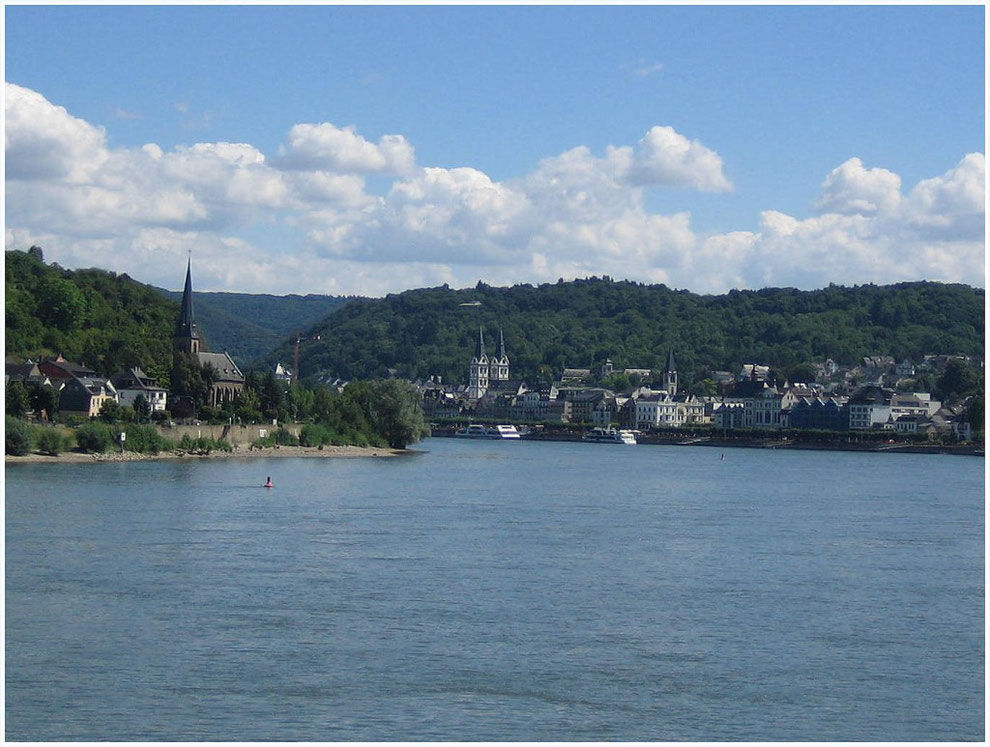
[254,278,985,387]
[157,289,353,367]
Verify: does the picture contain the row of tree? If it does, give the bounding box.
[262,277,984,390]
[6,248,177,388]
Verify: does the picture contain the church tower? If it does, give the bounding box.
[173,258,201,355]
[664,348,678,396]
[468,327,490,400]
[490,327,510,382]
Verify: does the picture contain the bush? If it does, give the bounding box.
[252,428,300,448]
[75,422,115,453]
[178,434,231,454]
[5,416,33,455]
[274,428,299,446]
[35,427,69,456]
[299,423,333,447]
[122,424,172,454]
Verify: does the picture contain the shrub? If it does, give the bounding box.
[5,416,33,455]
[178,434,230,454]
[299,423,333,447]
[122,424,172,455]
[274,428,299,446]
[75,422,115,453]
[35,427,69,456]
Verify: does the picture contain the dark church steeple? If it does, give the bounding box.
[491,327,509,382]
[664,348,678,396]
[173,258,201,354]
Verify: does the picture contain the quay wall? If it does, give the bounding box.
[155,423,302,447]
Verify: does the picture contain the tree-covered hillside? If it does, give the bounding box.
[262,277,985,387]
[158,289,351,366]
[5,248,178,386]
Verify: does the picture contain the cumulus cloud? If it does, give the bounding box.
[616,126,733,192]
[813,157,902,215]
[5,83,108,182]
[733,153,985,290]
[277,122,416,175]
[4,83,984,295]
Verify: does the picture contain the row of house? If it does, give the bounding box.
[418,341,975,440]
[6,354,168,420]
[6,259,245,421]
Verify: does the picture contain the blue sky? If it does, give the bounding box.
[5,4,985,296]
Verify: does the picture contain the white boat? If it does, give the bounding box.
[582,427,637,445]
[488,424,521,439]
[455,424,521,439]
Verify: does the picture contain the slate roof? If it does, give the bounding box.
[112,367,165,392]
[196,352,244,383]
[473,327,487,360]
[175,258,200,342]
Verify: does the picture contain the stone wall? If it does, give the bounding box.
[156,423,302,447]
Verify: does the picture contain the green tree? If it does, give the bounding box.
[171,355,218,414]
[75,422,115,452]
[690,378,718,397]
[5,416,33,455]
[967,395,984,437]
[367,379,430,449]
[936,360,982,401]
[6,382,30,417]
[787,363,818,384]
[36,427,68,456]
[133,393,151,421]
[37,275,88,332]
[28,384,58,421]
[98,399,122,423]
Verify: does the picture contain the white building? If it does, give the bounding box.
[111,367,167,413]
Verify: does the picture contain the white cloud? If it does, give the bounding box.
[5,82,108,182]
[633,62,664,77]
[3,83,984,296]
[616,126,733,192]
[813,157,902,215]
[277,122,416,175]
[903,152,985,240]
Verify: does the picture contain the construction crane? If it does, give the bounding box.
[293,332,321,384]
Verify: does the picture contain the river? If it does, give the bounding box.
[5,438,984,740]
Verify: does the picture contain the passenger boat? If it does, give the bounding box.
[582,427,637,445]
[454,424,522,439]
[488,424,521,439]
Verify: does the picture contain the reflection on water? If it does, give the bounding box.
[5,439,984,740]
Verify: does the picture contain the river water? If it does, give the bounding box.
[5,439,984,740]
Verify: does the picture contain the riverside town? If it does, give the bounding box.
[5,249,983,459]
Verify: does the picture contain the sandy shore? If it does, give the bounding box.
[5,444,412,465]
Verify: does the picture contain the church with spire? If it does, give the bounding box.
[467,327,510,400]
[173,258,245,409]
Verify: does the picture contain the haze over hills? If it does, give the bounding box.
[156,289,353,367]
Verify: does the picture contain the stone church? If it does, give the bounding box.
[173,259,245,408]
[468,327,510,400]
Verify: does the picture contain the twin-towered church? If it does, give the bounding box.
[468,327,510,400]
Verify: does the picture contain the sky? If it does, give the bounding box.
[4,4,986,296]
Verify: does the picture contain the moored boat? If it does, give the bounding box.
[582,427,637,444]
[454,424,521,439]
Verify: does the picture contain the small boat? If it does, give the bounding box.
[582,427,637,445]
[264,476,274,488]
[454,424,521,439]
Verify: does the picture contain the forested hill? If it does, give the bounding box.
[158,289,351,366]
[5,249,178,385]
[262,278,985,387]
